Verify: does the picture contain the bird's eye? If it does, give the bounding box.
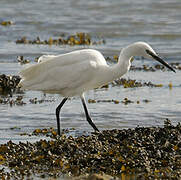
[146,49,159,58]
[145,49,151,55]
[145,49,156,58]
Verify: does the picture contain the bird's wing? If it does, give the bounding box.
[38,55,57,63]
[36,60,98,92]
[19,49,106,80]
[19,49,106,94]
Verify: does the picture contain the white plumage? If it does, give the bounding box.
[19,49,109,97]
[18,42,175,135]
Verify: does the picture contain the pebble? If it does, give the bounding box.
[0,119,181,179]
[0,74,21,96]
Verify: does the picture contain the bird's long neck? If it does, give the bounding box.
[97,44,140,87]
[105,47,133,82]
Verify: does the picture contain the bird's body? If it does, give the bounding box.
[20,50,106,96]
[19,42,175,135]
[19,49,131,97]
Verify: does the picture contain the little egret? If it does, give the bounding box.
[18,42,175,135]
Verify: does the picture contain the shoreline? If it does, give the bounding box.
[0,119,181,179]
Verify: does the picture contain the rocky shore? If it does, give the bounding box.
[0,120,181,179]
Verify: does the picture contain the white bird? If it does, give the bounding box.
[18,42,175,135]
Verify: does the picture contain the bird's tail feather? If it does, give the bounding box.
[19,64,38,79]
[18,63,44,89]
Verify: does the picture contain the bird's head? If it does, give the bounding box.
[123,42,176,73]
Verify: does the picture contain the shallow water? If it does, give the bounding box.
[0,0,181,144]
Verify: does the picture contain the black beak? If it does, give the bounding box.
[146,49,176,73]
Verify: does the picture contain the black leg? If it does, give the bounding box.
[56,98,68,135]
[81,96,99,132]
